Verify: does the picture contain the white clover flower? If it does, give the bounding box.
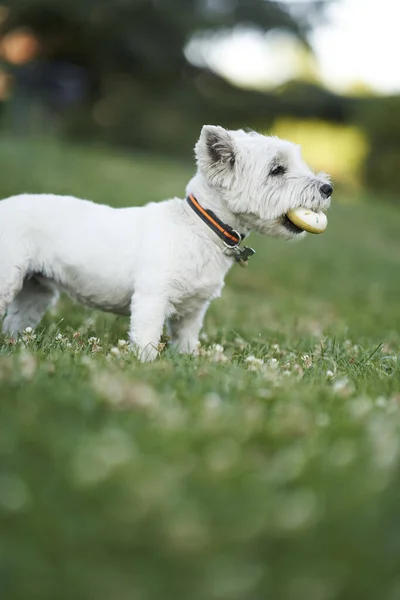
[211,351,229,364]
[326,369,334,378]
[244,354,256,363]
[245,355,264,366]
[21,327,37,343]
[201,343,229,363]
[245,355,264,371]
[271,343,283,356]
[301,354,313,369]
[109,347,121,357]
[332,377,350,393]
[117,339,129,349]
[332,377,356,398]
[88,336,102,353]
[266,357,279,369]
[212,343,224,354]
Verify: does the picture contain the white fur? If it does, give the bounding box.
[0,126,332,360]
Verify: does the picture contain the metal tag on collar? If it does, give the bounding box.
[221,230,255,267]
[223,240,255,267]
[233,245,255,267]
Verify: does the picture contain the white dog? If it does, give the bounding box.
[0,126,332,360]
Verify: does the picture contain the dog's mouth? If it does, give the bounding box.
[281,214,304,234]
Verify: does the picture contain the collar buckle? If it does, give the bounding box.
[222,230,241,250]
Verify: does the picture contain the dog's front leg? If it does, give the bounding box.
[129,293,167,362]
[167,302,210,356]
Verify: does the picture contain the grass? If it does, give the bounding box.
[1,136,400,600]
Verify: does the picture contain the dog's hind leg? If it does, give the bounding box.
[167,301,209,355]
[2,277,59,335]
[0,265,25,322]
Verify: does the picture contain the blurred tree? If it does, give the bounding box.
[356,96,400,196]
[0,0,344,153]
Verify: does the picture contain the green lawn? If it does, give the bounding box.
[1,137,400,600]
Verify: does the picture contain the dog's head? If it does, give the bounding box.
[194,125,332,239]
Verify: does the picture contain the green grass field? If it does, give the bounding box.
[1,137,400,600]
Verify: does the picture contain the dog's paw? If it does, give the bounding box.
[132,343,159,363]
[170,339,200,356]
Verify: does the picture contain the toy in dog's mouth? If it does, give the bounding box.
[282,208,328,235]
[281,214,304,235]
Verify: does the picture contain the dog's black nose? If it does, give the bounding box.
[320,183,333,198]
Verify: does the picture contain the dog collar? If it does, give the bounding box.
[186,194,255,267]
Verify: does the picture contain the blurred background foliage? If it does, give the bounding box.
[0,0,396,195]
[0,0,397,193]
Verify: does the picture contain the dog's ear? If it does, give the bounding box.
[195,125,236,187]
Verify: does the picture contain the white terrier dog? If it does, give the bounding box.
[0,126,332,360]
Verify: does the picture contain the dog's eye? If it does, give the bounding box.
[270,165,286,176]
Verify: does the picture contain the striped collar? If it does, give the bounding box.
[186,193,243,247]
[186,194,255,267]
